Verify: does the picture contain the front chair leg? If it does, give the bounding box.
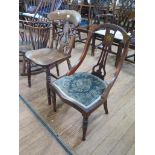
[27,60,31,87]
[82,115,89,141]
[103,100,108,114]
[46,68,51,105]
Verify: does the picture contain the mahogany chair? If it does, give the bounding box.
[25,10,81,105]
[19,20,51,75]
[49,23,130,141]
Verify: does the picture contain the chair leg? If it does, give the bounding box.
[78,30,82,42]
[22,56,26,75]
[51,88,56,112]
[91,35,95,56]
[115,43,123,67]
[103,100,108,114]
[27,60,31,87]
[46,68,51,105]
[67,59,72,70]
[55,64,59,76]
[82,115,88,141]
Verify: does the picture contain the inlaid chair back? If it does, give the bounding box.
[50,23,130,141]
[48,10,81,55]
[68,23,130,80]
[90,24,130,81]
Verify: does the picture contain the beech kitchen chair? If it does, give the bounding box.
[25,10,81,105]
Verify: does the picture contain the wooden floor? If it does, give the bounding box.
[19,99,67,155]
[19,42,135,155]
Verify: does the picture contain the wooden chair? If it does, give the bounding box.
[25,10,81,105]
[49,23,130,141]
[19,20,51,75]
[91,0,135,64]
[20,0,61,22]
[76,0,116,44]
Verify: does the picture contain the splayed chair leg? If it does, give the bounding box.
[103,100,108,114]
[82,116,88,141]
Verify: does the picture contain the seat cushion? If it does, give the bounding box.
[52,72,107,110]
[25,48,70,66]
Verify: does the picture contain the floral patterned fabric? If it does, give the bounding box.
[52,72,107,109]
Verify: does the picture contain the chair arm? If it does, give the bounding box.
[66,31,93,76]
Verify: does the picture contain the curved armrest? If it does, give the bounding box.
[66,30,93,76]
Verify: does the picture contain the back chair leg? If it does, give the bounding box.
[55,64,59,76]
[91,35,96,56]
[103,100,108,114]
[67,59,72,70]
[82,115,89,141]
[115,43,123,67]
[46,68,51,105]
[22,55,26,75]
[27,60,31,87]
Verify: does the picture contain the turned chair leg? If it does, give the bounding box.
[55,64,59,76]
[103,100,108,114]
[46,68,51,105]
[27,60,31,87]
[82,116,88,141]
[51,88,56,112]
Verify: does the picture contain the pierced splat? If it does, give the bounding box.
[92,28,118,80]
[52,20,76,55]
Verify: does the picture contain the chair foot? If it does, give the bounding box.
[82,116,88,141]
[103,100,108,114]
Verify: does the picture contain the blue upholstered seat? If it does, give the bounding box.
[52,72,107,109]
